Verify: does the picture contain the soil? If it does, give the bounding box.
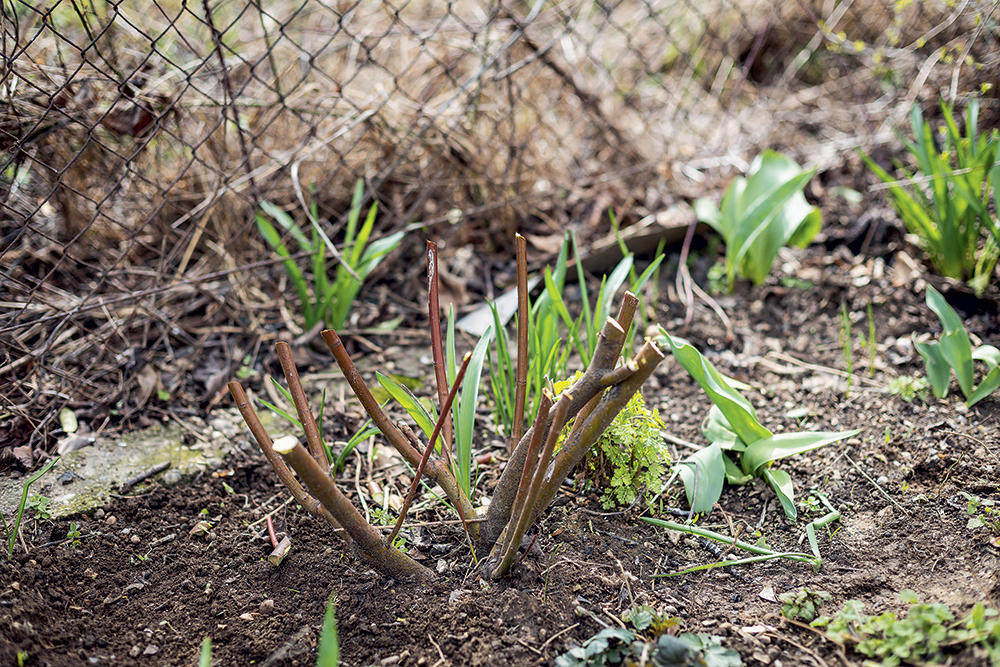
[3,219,1000,666]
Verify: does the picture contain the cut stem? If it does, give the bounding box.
[228,382,346,540]
[427,241,453,449]
[272,435,434,582]
[387,352,471,546]
[275,341,326,465]
[511,233,529,452]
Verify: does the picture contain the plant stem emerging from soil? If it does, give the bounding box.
[271,435,433,582]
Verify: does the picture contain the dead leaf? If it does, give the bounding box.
[523,232,564,254]
[11,445,33,469]
[135,364,160,409]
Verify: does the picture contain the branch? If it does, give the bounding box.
[272,436,433,582]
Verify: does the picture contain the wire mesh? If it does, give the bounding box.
[1,0,997,456]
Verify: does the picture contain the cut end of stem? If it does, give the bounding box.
[273,435,299,454]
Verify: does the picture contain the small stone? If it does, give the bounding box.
[143,644,158,655]
[876,475,889,485]
[129,645,141,657]
[162,470,182,487]
[93,509,105,520]
[105,515,117,525]
[259,599,275,615]
[130,535,140,544]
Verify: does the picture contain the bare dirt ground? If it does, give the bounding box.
[3,199,1000,667]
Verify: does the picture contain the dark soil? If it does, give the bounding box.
[3,230,1000,667]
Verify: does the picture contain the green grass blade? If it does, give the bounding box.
[256,213,315,327]
[455,327,493,496]
[199,637,212,667]
[376,371,437,441]
[317,595,340,667]
[257,397,303,430]
[570,232,594,357]
[259,200,311,251]
[596,255,634,328]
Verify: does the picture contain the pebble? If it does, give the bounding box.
[259,599,275,615]
[130,535,140,544]
[93,509,105,520]
[105,515,117,525]
[876,475,889,485]
[162,470,182,487]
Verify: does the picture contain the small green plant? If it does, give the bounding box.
[860,100,1000,293]
[26,495,52,520]
[256,179,404,330]
[888,375,930,402]
[555,622,741,667]
[659,332,858,520]
[962,492,1000,536]
[813,591,1000,666]
[555,373,669,509]
[780,587,832,622]
[694,150,822,291]
[2,457,59,560]
[66,521,82,547]
[915,285,1000,407]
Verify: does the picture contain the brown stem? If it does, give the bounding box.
[272,436,433,582]
[427,241,453,449]
[387,352,471,546]
[492,393,571,578]
[533,340,665,516]
[481,316,628,545]
[227,382,346,541]
[321,328,479,538]
[275,341,326,465]
[511,233,529,452]
[497,391,551,560]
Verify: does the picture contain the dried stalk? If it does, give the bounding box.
[387,351,471,546]
[426,241,453,449]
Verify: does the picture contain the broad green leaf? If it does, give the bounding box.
[317,595,340,667]
[914,340,952,398]
[723,454,754,485]
[741,430,860,476]
[763,467,797,520]
[925,286,974,398]
[677,443,726,514]
[701,405,744,451]
[455,327,493,496]
[376,372,437,441]
[664,333,772,444]
[967,367,1000,407]
[972,345,1000,370]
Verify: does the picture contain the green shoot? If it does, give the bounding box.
[694,150,822,291]
[915,285,1000,407]
[867,302,877,377]
[256,179,404,330]
[660,332,858,520]
[317,595,340,667]
[860,100,1000,294]
[3,457,60,559]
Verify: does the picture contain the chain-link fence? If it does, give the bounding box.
[1,0,997,457]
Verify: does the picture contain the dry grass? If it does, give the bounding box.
[0,0,997,458]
